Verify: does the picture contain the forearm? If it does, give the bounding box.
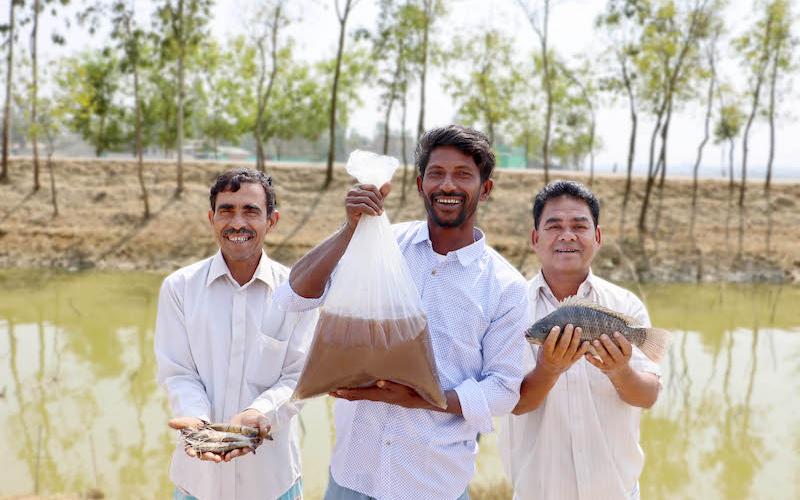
[431,390,462,415]
[607,366,660,408]
[289,223,354,298]
[512,365,560,415]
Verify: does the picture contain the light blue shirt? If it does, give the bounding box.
[276,220,529,499]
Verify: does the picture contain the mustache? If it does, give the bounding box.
[430,191,466,200]
[222,228,256,238]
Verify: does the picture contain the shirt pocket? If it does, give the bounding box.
[245,331,289,389]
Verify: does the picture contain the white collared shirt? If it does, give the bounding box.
[276,220,529,500]
[499,270,661,500]
[155,250,318,500]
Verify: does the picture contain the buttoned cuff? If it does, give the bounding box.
[274,280,327,312]
[454,378,493,434]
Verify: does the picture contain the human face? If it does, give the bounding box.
[416,146,492,229]
[208,183,278,267]
[531,195,601,278]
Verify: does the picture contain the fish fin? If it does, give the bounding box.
[587,343,600,358]
[559,296,642,327]
[638,328,672,363]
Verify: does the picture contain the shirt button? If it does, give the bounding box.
[431,269,437,275]
[385,440,391,445]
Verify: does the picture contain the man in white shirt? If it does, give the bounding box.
[499,180,662,500]
[155,168,318,500]
[276,125,529,499]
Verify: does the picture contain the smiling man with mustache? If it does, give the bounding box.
[154,168,318,500]
[276,125,529,500]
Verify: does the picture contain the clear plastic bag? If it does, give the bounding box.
[292,150,446,408]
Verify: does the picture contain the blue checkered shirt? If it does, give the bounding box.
[276,220,528,499]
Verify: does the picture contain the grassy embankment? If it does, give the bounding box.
[1,158,798,283]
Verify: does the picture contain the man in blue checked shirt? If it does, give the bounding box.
[274,125,529,500]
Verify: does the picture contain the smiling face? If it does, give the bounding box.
[416,146,492,229]
[208,182,279,268]
[532,195,601,280]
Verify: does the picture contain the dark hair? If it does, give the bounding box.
[532,180,600,229]
[414,125,495,181]
[209,168,276,214]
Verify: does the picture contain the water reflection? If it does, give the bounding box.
[0,272,798,499]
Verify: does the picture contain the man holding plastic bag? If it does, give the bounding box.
[275,125,529,499]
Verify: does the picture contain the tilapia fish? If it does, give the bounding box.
[525,296,671,363]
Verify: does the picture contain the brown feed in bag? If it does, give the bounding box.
[293,311,446,409]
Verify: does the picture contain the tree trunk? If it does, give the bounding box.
[764,37,781,194]
[255,5,282,172]
[637,104,665,235]
[175,0,185,197]
[689,51,715,240]
[400,83,409,203]
[540,0,552,184]
[416,0,431,139]
[619,57,637,236]
[134,66,149,219]
[739,13,773,208]
[31,0,41,191]
[325,0,352,188]
[1,0,17,183]
[46,149,57,217]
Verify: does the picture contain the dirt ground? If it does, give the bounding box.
[1,158,798,283]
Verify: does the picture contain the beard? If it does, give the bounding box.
[423,190,480,229]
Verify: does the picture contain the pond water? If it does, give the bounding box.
[0,271,798,499]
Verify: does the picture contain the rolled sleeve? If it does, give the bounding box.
[247,308,319,429]
[454,378,493,434]
[154,277,211,421]
[461,281,529,433]
[274,279,329,312]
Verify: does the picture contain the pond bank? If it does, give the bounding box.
[1,158,798,283]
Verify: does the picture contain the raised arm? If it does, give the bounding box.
[289,183,390,298]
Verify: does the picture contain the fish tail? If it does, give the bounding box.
[639,328,672,363]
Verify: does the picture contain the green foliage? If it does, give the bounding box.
[56,49,127,156]
[317,45,375,128]
[714,102,745,143]
[444,29,520,143]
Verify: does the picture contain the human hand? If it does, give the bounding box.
[168,417,222,463]
[330,380,433,410]
[585,332,633,377]
[345,183,391,230]
[221,409,272,462]
[537,324,589,377]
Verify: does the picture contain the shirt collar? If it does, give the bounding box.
[532,269,596,299]
[206,249,276,290]
[411,221,486,266]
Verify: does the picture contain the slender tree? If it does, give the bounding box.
[735,0,777,209]
[516,0,554,183]
[689,27,720,240]
[1,0,22,183]
[249,0,288,171]
[154,0,212,196]
[111,0,150,219]
[762,0,794,193]
[636,0,714,235]
[325,0,359,187]
[444,29,520,144]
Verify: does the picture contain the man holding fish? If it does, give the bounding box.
[499,180,668,500]
[154,169,318,500]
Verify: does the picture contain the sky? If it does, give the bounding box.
[5,0,799,179]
